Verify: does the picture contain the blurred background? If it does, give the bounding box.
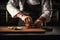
[0,0,60,26]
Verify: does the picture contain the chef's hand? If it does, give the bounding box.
[22,15,33,29]
[16,11,33,24]
[21,15,33,24]
[34,19,42,28]
[34,16,46,28]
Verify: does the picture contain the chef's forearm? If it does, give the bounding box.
[16,12,25,18]
[40,0,51,22]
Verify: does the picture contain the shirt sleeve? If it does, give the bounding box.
[6,0,23,18]
[40,0,52,22]
[19,0,24,11]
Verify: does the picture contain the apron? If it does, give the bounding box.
[18,0,42,26]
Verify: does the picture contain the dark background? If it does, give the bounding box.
[0,0,60,26]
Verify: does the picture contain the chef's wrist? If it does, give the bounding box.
[16,11,25,18]
[37,19,43,23]
[38,16,46,22]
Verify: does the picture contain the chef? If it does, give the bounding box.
[6,0,52,29]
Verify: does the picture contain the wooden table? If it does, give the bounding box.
[0,26,46,33]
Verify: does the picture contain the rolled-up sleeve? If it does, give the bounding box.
[6,0,20,18]
[40,0,52,22]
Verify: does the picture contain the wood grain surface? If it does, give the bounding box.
[0,26,46,33]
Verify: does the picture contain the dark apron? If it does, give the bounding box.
[18,0,42,26]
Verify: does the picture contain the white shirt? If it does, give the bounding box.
[27,0,40,5]
[6,0,52,22]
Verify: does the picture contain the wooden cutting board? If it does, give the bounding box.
[0,26,46,33]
